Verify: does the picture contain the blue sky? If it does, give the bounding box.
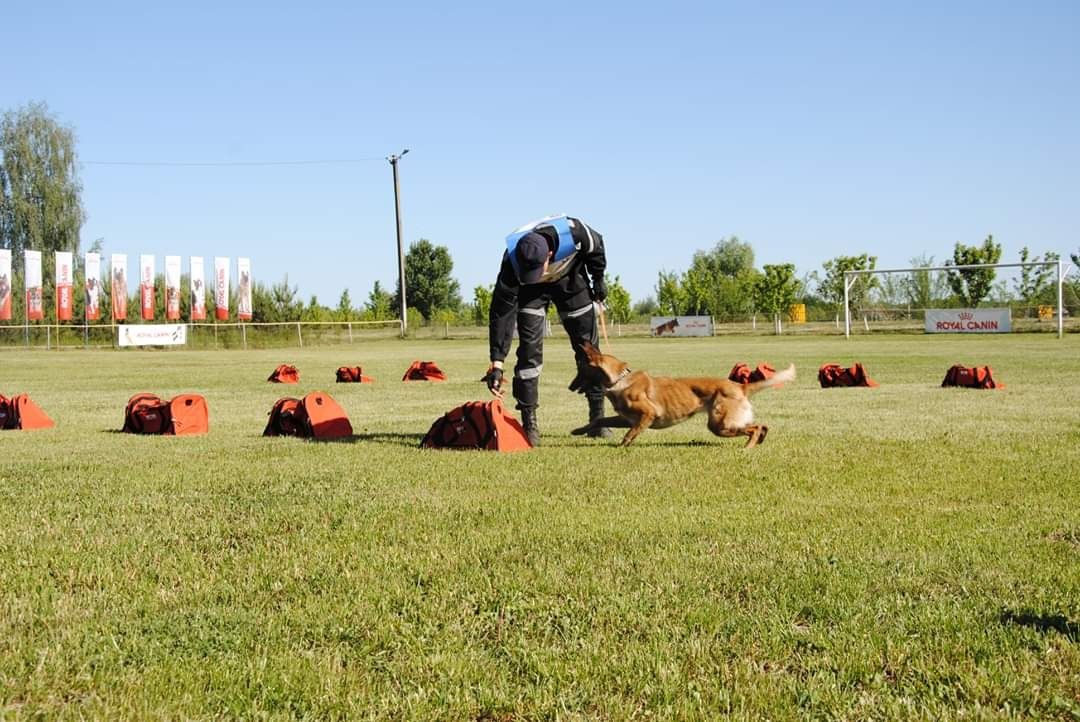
[4,0,1078,305]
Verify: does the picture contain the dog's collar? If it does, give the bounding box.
[607,367,632,388]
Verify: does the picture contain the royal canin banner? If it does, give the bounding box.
[214,257,229,320]
[190,256,206,320]
[237,257,252,321]
[925,308,1012,334]
[118,323,187,347]
[85,252,102,321]
[25,250,43,321]
[0,249,11,320]
[165,255,182,320]
[140,255,156,320]
[55,251,74,321]
[111,254,128,321]
[650,315,714,337]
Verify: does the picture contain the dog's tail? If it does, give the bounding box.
[745,364,796,396]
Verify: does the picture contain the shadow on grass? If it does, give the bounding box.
[1000,608,1080,641]
[328,432,425,447]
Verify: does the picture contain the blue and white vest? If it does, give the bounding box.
[506,214,578,284]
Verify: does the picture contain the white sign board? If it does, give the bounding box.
[650,315,714,337]
[925,308,1011,333]
[118,324,188,347]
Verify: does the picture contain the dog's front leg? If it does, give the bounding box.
[619,413,653,447]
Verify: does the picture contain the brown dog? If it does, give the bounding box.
[569,343,795,448]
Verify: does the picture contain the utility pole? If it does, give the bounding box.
[388,149,410,336]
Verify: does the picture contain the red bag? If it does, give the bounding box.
[421,399,532,452]
[729,362,776,384]
[336,366,375,383]
[123,392,209,435]
[268,364,300,384]
[942,365,1003,389]
[402,360,447,381]
[818,363,879,388]
[264,392,353,439]
[0,393,55,430]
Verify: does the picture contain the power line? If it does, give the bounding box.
[83,157,385,167]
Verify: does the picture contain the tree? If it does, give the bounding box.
[655,269,685,315]
[603,275,632,324]
[472,284,493,326]
[1014,247,1059,313]
[365,280,393,321]
[945,235,1003,306]
[679,237,759,319]
[752,263,799,335]
[901,254,949,310]
[336,288,355,321]
[1,102,85,258]
[395,239,461,321]
[818,254,878,318]
[632,296,659,318]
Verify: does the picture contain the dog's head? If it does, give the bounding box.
[569,341,631,392]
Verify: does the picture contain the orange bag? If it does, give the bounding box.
[420,399,532,452]
[729,362,776,384]
[402,360,447,381]
[123,392,209,435]
[0,393,55,430]
[268,364,300,384]
[942,365,1003,389]
[818,363,879,388]
[336,366,375,383]
[263,392,352,439]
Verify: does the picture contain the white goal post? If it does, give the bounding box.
[843,260,1074,339]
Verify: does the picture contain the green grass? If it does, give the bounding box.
[1,335,1078,720]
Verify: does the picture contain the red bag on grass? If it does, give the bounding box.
[402,361,447,381]
[728,362,776,384]
[268,364,300,384]
[122,392,209,435]
[421,399,532,452]
[942,365,1003,389]
[336,366,375,383]
[0,393,55,430]
[818,363,879,388]
[264,391,353,439]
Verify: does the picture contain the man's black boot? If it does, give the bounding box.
[586,394,612,439]
[520,406,541,447]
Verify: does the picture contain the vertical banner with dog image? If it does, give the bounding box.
[237,257,252,321]
[84,252,101,321]
[111,254,128,320]
[55,251,74,321]
[165,255,182,320]
[25,250,44,321]
[214,256,229,320]
[0,249,12,320]
[189,256,206,320]
[140,255,156,320]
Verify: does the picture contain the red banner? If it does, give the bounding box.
[56,252,73,321]
[140,255,155,320]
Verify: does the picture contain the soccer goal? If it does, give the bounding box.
[842,260,1075,338]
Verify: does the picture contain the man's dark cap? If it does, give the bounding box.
[515,232,551,284]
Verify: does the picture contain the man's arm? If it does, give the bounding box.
[574,219,608,298]
[488,253,519,365]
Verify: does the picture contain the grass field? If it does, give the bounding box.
[1,335,1078,720]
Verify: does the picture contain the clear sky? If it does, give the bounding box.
[4,0,1077,306]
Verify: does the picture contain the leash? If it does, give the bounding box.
[597,302,610,350]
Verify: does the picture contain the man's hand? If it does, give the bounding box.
[481,365,505,397]
[591,278,607,304]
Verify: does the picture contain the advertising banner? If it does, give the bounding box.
[118,323,188,347]
[650,315,714,337]
[0,249,11,321]
[165,255,182,320]
[190,256,206,321]
[85,252,101,320]
[25,250,43,321]
[925,308,1011,334]
[214,256,229,320]
[237,257,252,321]
[111,254,128,321]
[55,251,74,321]
[140,254,156,320]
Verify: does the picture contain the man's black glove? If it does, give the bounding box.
[481,365,504,397]
[591,278,607,304]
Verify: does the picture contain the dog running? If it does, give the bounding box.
[569,342,795,448]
